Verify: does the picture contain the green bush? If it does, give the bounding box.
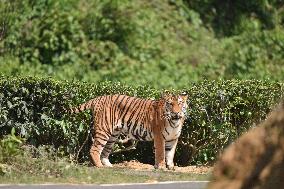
[0,76,283,165]
[184,0,283,36]
[0,0,222,89]
[1,0,284,88]
[178,79,284,164]
[2,0,86,65]
[0,128,24,175]
[219,29,284,80]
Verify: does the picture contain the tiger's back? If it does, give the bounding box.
[92,94,156,141]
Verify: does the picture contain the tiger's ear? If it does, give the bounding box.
[161,90,172,100]
[179,91,188,101]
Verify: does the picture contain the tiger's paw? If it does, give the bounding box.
[92,160,103,168]
[94,164,104,168]
[166,164,175,171]
[154,163,166,170]
[101,158,113,167]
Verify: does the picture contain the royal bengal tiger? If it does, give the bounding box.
[70,92,188,169]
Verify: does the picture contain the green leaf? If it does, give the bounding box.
[7,101,12,109]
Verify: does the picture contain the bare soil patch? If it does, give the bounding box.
[113,160,212,174]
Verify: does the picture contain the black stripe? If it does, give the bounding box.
[162,133,166,140]
[169,121,180,128]
[165,147,172,151]
[92,96,102,108]
[129,99,145,136]
[94,136,108,142]
[113,95,124,126]
[164,127,170,135]
[110,96,117,129]
[166,139,177,142]
[110,95,119,131]
[136,100,148,134]
[96,97,108,128]
[149,132,153,139]
[119,96,133,124]
[96,130,110,138]
[94,140,106,147]
[103,96,112,129]
[122,98,141,127]
[102,127,112,137]
[140,130,148,141]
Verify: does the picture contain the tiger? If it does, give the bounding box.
[70,92,188,169]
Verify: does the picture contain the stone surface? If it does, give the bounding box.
[208,103,284,189]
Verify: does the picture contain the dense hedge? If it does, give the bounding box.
[0,76,283,165]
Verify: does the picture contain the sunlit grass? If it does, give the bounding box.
[1,161,210,184]
[0,145,210,184]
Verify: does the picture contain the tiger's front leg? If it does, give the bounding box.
[165,139,178,170]
[153,135,166,169]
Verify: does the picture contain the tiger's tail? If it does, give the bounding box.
[69,97,100,114]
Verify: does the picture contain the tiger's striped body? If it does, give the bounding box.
[71,93,188,169]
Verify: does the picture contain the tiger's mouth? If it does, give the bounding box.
[164,112,183,120]
[171,114,182,120]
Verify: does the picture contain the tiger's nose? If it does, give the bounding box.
[172,112,182,119]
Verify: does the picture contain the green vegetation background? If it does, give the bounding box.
[1,0,284,89]
[1,0,284,173]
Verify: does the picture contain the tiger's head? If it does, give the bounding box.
[161,91,188,121]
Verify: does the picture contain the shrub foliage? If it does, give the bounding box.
[1,0,284,89]
[0,76,283,165]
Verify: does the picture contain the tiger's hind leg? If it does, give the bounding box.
[90,127,111,168]
[100,134,120,167]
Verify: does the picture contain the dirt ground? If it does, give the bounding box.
[113,160,212,174]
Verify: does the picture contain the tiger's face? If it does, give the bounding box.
[162,93,188,121]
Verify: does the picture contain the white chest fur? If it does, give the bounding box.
[163,120,183,141]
